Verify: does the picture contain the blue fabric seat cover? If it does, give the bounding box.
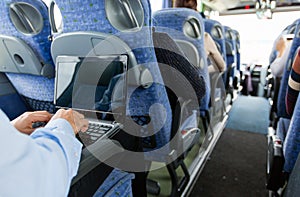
[0,0,55,112]
[283,95,300,173]
[153,8,210,113]
[277,19,300,119]
[54,0,172,150]
[93,169,135,197]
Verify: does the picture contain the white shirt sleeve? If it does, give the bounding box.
[0,110,82,197]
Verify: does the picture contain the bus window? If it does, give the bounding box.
[211,11,300,65]
[150,0,163,12]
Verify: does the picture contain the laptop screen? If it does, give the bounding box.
[54,55,128,120]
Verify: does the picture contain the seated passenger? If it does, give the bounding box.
[175,0,226,73]
[0,109,88,196]
[270,35,293,77]
[204,32,226,73]
[271,36,293,141]
[286,48,300,116]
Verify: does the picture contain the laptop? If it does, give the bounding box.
[54,55,128,147]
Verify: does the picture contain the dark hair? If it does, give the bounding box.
[175,0,184,7]
[175,0,197,10]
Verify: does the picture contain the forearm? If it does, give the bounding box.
[31,119,82,178]
[0,115,82,196]
[210,53,226,72]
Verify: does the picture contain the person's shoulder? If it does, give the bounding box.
[204,32,214,44]
[204,32,210,38]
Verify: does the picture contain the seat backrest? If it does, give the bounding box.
[204,19,227,64]
[152,8,210,113]
[232,29,241,71]
[283,94,300,173]
[284,152,300,197]
[152,32,206,104]
[0,73,28,119]
[93,169,135,197]
[269,25,295,126]
[224,26,237,69]
[204,19,228,85]
[152,31,204,155]
[0,0,55,112]
[51,0,172,150]
[277,19,300,119]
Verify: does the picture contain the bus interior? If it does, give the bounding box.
[1,0,300,196]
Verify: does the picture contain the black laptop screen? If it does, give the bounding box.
[54,55,128,119]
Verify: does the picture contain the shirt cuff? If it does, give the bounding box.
[45,118,75,137]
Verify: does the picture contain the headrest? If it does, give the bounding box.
[9,2,43,35]
[0,0,54,76]
[225,41,234,56]
[105,0,144,31]
[296,25,300,38]
[52,0,151,35]
[225,30,234,40]
[215,42,222,53]
[211,25,224,39]
[49,1,63,34]
[233,30,240,43]
[183,17,201,39]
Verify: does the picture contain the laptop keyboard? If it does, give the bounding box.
[78,123,113,146]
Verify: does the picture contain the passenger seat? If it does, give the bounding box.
[0,0,55,112]
[276,18,300,142]
[153,8,212,131]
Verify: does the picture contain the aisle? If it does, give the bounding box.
[190,95,270,196]
[190,128,267,197]
[226,95,270,134]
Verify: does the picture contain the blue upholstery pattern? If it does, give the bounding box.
[277,19,300,119]
[54,0,172,149]
[283,95,300,173]
[224,26,237,69]
[0,0,55,110]
[153,8,210,112]
[5,73,54,102]
[93,169,134,197]
[224,26,236,65]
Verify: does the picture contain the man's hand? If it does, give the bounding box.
[11,111,52,135]
[50,109,88,135]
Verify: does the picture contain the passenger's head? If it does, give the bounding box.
[175,0,197,11]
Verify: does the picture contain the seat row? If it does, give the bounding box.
[267,18,300,196]
[0,0,240,196]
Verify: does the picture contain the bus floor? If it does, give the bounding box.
[190,128,267,197]
[146,95,269,196]
[190,95,270,197]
